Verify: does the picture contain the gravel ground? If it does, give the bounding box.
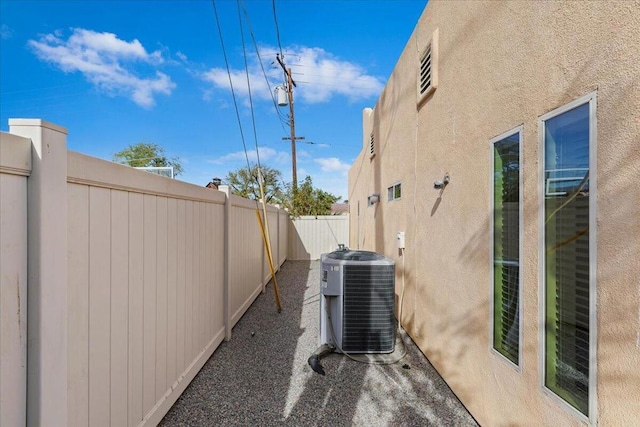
[160,260,478,427]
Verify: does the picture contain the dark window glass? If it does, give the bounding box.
[544,102,590,416]
[493,132,520,365]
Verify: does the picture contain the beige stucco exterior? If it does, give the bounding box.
[348,1,640,425]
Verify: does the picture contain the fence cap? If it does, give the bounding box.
[9,118,68,135]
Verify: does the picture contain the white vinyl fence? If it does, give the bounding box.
[288,215,349,260]
[0,119,288,427]
[0,131,30,427]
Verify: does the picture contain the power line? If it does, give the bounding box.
[235,0,283,312]
[240,0,288,133]
[211,0,253,180]
[257,50,284,57]
[293,71,364,78]
[276,53,304,192]
[296,80,382,90]
[272,0,284,59]
[286,63,343,70]
[237,0,263,172]
[280,140,331,146]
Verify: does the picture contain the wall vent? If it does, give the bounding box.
[419,43,432,94]
[369,132,375,159]
[418,28,439,105]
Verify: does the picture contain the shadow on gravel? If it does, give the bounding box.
[160,260,477,426]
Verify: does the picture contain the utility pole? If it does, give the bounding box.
[276,53,304,192]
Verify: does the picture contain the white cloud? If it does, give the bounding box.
[291,46,384,103]
[274,150,290,164]
[209,146,289,165]
[297,149,311,159]
[201,66,274,103]
[176,51,188,63]
[202,89,214,102]
[1,24,14,40]
[315,157,350,176]
[202,44,383,105]
[28,28,175,107]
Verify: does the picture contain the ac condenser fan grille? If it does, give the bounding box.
[342,264,395,353]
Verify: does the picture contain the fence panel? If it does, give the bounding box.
[262,205,280,285]
[1,121,290,427]
[288,215,349,260]
[228,197,263,327]
[278,210,289,266]
[0,132,31,427]
[67,152,227,426]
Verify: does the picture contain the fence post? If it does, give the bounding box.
[220,185,232,341]
[276,208,280,270]
[9,119,68,426]
[261,209,266,293]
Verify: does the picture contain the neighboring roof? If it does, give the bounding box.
[330,202,349,215]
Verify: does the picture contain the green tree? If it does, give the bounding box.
[285,175,340,216]
[113,142,184,176]
[225,164,285,204]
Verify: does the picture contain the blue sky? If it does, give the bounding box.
[0,0,426,199]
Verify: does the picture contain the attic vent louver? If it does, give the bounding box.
[419,43,432,95]
[369,132,375,159]
[418,28,439,105]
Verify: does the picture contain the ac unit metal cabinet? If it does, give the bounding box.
[320,250,395,354]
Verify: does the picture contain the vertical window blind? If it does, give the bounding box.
[492,132,520,365]
[543,102,591,416]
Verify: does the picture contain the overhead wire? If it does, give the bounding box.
[211,0,282,312]
[237,0,263,176]
[272,0,284,59]
[240,0,289,132]
[288,62,341,70]
[237,0,282,311]
[211,0,253,183]
[296,80,381,90]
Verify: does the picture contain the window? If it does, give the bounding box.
[491,127,522,366]
[540,93,596,420]
[418,28,439,105]
[387,183,401,201]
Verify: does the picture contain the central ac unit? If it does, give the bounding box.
[320,250,396,354]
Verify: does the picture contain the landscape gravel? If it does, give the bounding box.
[160,260,478,426]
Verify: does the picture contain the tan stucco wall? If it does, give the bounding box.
[348,1,640,425]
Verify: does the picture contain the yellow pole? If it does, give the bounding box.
[254,166,281,311]
[255,210,282,312]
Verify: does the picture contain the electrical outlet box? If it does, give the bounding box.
[397,231,405,249]
[321,265,342,296]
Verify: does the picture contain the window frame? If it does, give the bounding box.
[489,125,524,370]
[387,182,402,202]
[538,91,597,424]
